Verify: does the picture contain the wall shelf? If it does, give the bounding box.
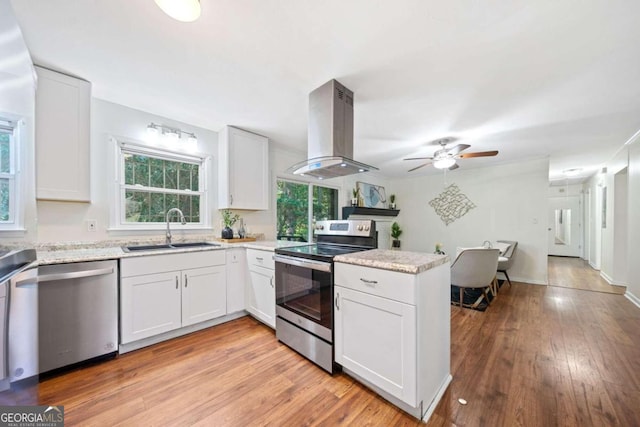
[342,207,400,219]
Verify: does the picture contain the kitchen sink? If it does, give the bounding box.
[122,242,220,252]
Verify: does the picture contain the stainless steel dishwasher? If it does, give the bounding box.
[36,260,118,374]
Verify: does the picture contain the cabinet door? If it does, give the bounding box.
[226,248,246,314]
[334,285,417,405]
[121,272,181,344]
[218,126,269,210]
[182,266,227,326]
[35,66,91,202]
[246,265,275,328]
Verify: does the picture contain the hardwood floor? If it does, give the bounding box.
[548,255,626,294]
[2,282,639,426]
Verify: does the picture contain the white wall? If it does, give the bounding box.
[590,147,628,284]
[625,142,640,305]
[390,158,549,285]
[35,99,218,243]
[0,0,37,242]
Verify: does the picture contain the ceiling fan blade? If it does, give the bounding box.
[403,156,434,161]
[458,150,499,158]
[448,163,459,170]
[408,162,432,172]
[446,144,471,155]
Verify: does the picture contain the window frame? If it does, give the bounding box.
[276,177,340,242]
[111,138,210,231]
[0,118,23,231]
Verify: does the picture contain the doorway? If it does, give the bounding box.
[548,256,626,294]
[548,195,582,257]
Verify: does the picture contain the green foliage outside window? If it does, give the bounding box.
[276,180,338,242]
[123,153,201,223]
[277,181,309,241]
[0,132,11,222]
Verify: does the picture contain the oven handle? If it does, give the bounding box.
[274,254,332,273]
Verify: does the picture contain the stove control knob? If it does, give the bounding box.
[318,225,324,230]
[357,225,363,231]
[364,225,370,231]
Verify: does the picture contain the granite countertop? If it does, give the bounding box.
[334,249,449,274]
[6,238,308,266]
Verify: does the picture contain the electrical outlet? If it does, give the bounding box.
[87,219,97,232]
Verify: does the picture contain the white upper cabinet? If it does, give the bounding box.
[218,126,269,210]
[35,66,91,202]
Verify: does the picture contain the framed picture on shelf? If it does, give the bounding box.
[356,182,387,208]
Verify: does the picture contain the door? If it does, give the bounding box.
[548,196,582,257]
[182,266,227,326]
[246,265,275,328]
[334,286,417,406]
[121,271,181,344]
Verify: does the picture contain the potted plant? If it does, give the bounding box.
[391,221,402,249]
[435,242,445,255]
[351,187,360,207]
[220,209,240,239]
[389,194,396,210]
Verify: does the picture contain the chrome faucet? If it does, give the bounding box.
[483,240,492,248]
[166,208,186,244]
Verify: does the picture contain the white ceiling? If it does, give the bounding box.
[10,0,640,181]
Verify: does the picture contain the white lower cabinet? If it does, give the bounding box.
[334,285,417,405]
[181,266,227,326]
[121,271,182,343]
[334,261,451,421]
[225,248,246,314]
[120,251,227,344]
[245,249,275,328]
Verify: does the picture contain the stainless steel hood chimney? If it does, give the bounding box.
[287,79,378,179]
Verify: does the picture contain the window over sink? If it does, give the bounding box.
[112,139,209,230]
[276,179,338,242]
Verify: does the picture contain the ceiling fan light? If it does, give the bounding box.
[154,0,201,22]
[433,157,456,169]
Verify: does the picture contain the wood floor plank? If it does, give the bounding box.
[1,258,638,426]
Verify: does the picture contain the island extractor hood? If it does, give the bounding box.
[287,79,378,179]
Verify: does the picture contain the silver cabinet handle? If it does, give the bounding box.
[335,293,340,310]
[230,194,233,205]
[270,276,274,288]
[256,257,264,261]
[176,276,179,289]
[15,267,114,287]
[360,278,378,286]
[185,274,188,288]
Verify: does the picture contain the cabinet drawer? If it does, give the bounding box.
[121,250,226,277]
[246,249,274,270]
[334,262,416,305]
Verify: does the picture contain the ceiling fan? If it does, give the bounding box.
[404,138,498,172]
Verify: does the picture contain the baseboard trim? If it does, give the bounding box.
[600,271,614,284]
[496,273,546,286]
[625,291,640,309]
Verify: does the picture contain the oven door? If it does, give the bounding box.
[274,255,333,340]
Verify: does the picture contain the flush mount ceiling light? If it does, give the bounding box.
[433,157,456,169]
[154,0,201,22]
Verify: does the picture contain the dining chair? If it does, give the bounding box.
[496,240,518,288]
[450,248,500,308]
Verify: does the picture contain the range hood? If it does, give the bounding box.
[287,79,378,179]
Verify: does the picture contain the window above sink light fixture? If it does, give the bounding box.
[147,123,198,150]
[154,0,201,22]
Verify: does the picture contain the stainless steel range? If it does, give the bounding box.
[274,219,376,373]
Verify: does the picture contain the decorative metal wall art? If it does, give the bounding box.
[429,183,476,226]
